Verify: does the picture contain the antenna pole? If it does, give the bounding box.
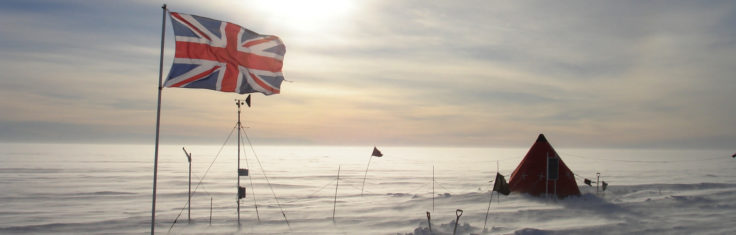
[151,4,166,235]
[236,99,243,227]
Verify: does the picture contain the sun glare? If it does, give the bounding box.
[249,0,355,32]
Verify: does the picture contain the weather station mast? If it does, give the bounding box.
[235,97,251,227]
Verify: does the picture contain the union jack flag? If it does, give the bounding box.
[165,12,285,95]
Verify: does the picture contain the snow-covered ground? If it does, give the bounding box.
[1,143,734,234]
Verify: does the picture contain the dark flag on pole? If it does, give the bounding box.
[492,173,511,195]
[372,147,383,157]
[584,178,592,186]
[601,181,609,192]
[361,146,383,196]
[245,94,251,107]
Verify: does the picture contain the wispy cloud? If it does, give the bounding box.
[0,0,734,148]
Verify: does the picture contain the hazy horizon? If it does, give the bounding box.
[1,143,735,234]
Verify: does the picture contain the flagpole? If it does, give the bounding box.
[361,155,373,197]
[151,4,167,235]
[483,191,494,231]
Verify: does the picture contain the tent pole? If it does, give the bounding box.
[151,4,167,235]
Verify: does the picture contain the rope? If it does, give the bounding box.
[168,125,237,234]
[408,182,430,195]
[307,180,337,198]
[493,155,522,162]
[241,126,291,230]
[561,152,727,163]
[191,172,212,197]
[434,180,456,195]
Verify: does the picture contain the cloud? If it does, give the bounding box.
[0,0,734,148]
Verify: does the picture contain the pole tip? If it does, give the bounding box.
[162,4,167,9]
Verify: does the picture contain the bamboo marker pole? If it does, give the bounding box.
[483,191,493,231]
[596,172,600,194]
[361,147,382,197]
[181,148,192,224]
[361,156,374,197]
[333,165,340,222]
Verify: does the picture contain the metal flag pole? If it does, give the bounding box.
[151,4,167,235]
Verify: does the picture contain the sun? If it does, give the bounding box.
[248,0,355,32]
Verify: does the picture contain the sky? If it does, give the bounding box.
[0,0,734,149]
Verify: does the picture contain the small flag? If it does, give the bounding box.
[492,173,511,195]
[584,178,592,186]
[245,94,252,107]
[372,147,383,157]
[601,181,608,192]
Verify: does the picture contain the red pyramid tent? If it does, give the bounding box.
[508,134,580,198]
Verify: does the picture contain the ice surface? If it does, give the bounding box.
[0,143,735,234]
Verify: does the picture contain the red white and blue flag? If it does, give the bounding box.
[165,12,285,95]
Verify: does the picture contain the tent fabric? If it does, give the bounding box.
[508,134,581,198]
